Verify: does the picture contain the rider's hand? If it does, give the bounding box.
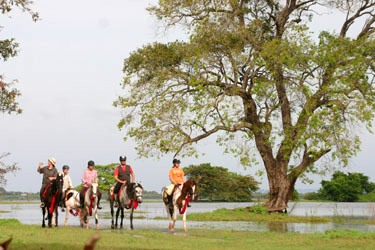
[38,162,43,168]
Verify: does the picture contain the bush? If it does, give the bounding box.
[302,192,321,200]
[249,204,267,214]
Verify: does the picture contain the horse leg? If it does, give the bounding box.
[94,210,99,230]
[130,207,134,230]
[64,204,70,226]
[115,208,120,228]
[42,208,46,228]
[120,208,124,229]
[165,204,173,232]
[48,208,53,228]
[55,206,59,227]
[110,202,115,229]
[183,212,187,232]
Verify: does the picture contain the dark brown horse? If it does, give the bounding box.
[41,174,63,227]
[162,179,196,232]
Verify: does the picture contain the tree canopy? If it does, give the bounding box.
[1,0,38,114]
[184,163,259,201]
[318,171,375,202]
[115,1,375,212]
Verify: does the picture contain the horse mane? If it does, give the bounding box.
[126,182,143,198]
[181,179,196,194]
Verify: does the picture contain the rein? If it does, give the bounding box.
[127,199,138,209]
[69,208,81,216]
[179,195,191,214]
[49,192,59,214]
[89,194,96,216]
[42,183,51,199]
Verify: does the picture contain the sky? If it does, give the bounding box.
[1,0,374,193]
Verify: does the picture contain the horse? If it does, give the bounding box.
[162,179,197,232]
[41,174,64,228]
[63,189,81,226]
[80,181,99,229]
[109,182,143,230]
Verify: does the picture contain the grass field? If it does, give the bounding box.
[1,219,375,250]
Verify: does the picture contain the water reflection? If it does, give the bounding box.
[1,201,375,233]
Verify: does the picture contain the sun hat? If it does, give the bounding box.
[48,157,56,166]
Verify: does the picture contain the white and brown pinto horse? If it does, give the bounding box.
[163,179,197,232]
[80,181,99,229]
[63,189,81,226]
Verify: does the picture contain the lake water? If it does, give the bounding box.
[1,201,375,233]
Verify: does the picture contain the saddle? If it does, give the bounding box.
[163,185,180,205]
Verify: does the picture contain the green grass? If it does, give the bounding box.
[1,219,375,250]
[186,207,330,223]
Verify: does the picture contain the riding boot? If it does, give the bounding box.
[114,194,118,208]
[40,191,45,208]
[80,196,84,209]
[167,194,172,205]
[97,199,102,210]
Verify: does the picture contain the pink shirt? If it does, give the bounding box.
[82,169,98,187]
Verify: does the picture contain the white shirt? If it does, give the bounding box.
[59,172,73,192]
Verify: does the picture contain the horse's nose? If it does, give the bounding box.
[137,197,143,203]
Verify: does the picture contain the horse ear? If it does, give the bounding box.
[0,237,12,250]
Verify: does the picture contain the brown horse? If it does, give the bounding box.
[41,175,63,228]
[162,179,196,232]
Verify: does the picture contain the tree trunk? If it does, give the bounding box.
[263,162,295,213]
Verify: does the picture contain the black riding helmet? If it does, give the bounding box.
[62,165,70,170]
[172,158,181,164]
[88,160,95,166]
[119,155,127,162]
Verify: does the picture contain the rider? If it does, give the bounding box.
[59,165,73,212]
[79,160,102,209]
[164,159,185,204]
[113,155,135,207]
[37,157,58,208]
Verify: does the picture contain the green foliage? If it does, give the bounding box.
[249,204,267,215]
[358,191,375,202]
[115,1,375,210]
[318,171,375,202]
[1,0,38,115]
[302,192,322,201]
[184,163,259,201]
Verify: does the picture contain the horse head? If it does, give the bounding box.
[186,179,197,201]
[56,174,64,194]
[90,182,99,198]
[130,182,143,203]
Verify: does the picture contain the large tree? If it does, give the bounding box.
[0,0,38,186]
[115,1,375,212]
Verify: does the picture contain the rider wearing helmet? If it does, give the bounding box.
[113,155,135,207]
[59,165,73,212]
[79,160,102,209]
[163,159,185,204]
